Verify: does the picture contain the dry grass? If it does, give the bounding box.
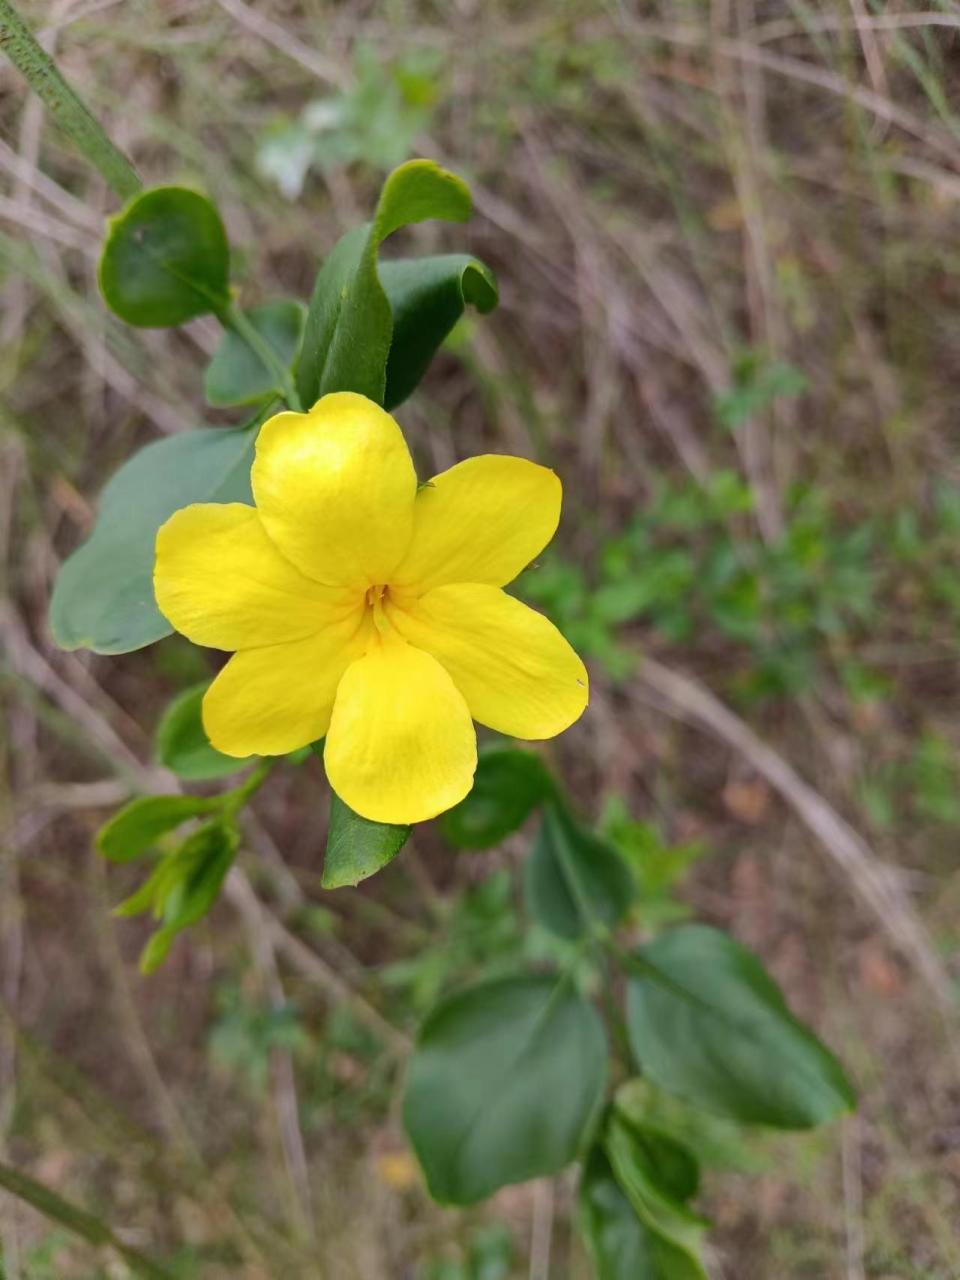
[3,1,960,1276]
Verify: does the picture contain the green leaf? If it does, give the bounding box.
[380,254,498,408]
[524,801,636,940]
[438,748,551,850]
[404,974,607,1204]
[579,1147,706,1280]
[96,794,218,863]
[115,819,239,973]
[322,791,410,889]
[50,420,257,654]
[160,820,238,930]
[603,1112,707,1267]
[626,925,856,1128]
[204,300,305,406]
[155,682,251,780]
[613,1120,700,1206]
[139,925,179,975]
[295,159,472,408]
[98,186,230,327]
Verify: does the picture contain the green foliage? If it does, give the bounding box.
[612,1113,701,1205]
[580,1147,704,1280]
[390,768,853,1253]
[519,36,632,108]
[299,1002,397,1128]
[256,46,442,199]
[626,925,855,1128]
[96,793,218,863]
[295,158,473,408]
[523,475,883,699]
[204,300,305,407]
[614,1078,766,1175]
[600,797,707,927]
[383,869,522,1013]
[155,681,251,780]
[860,729,960,832]
[909,730,960,824]
[322,791,410,889]
[712,348,808,432]
[209,985,309,1093]
[50,420,257,654]
[98,186,230,327]
[599,1111,708,1277]
[115,819,239,972]
[404,974,607,1204]
[13,1229,74,1279]
[524,800,636,940]
[439,748,551,849]
[418,1224,514,1280]
[380,255,498,408]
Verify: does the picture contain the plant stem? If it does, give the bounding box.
[0,2,308,405]
[0,0,141,201]
[222,301,304,411]
[221,757,274,818]
[0,1158,173,1279]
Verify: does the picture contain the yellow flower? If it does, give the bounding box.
[154,392,588,824]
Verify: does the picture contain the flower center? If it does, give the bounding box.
[365,583,391,634]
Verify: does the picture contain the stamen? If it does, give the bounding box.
[368,583,390,635]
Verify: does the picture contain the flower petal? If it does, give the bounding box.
[390,455,561,592]
[387,583,588,740]
[155,503,355,650]
[324,632,477,824]
[252,392,417,587]
[203,614,372,757]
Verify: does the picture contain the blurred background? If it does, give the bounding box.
[3,1,960,1276]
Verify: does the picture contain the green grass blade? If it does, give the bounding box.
[0,1158,174,1279]
[0,0,141,199]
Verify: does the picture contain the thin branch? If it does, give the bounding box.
[1,602,411,1057]
[0,1158,172,1279]
[214,0,349,89]
[228,871,317,1245]
[842,1115,866,1280]
[635,655,955,1012]
[225,870,412,1056]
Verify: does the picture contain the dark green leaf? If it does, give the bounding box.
[96,794,217,863]
[578,1152,706,1280]
[626,925,856,1128]
[579,1147,706,1280]
[525,801,635,940]
[98,186,230,327]
[614,1119,700,1206]
[295,159,472,407]
[204,300,306,406]
[380,254,498,408]
[155,682,251,780]
[603,1112,707,1267]
[404,974,607,1204]
[322,791,410,889]
[50,420,257,654]
[438,748,551,850]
